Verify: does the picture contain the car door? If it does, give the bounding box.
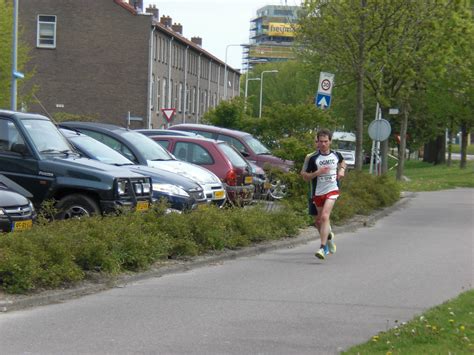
[0,118,52,204]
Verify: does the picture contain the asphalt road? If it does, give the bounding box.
[0,189,473,355]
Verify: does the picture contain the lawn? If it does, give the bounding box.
[343,289,474,354]
[394,160,474,191]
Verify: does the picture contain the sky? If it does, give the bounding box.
[143,0,302,70]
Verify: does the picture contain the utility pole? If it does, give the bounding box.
[11,0,23,111]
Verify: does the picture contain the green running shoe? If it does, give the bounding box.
[327,232,336,254]
[315,247,326,260]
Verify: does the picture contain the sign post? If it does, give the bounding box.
[315,72,334,109]
[368,104,392,175]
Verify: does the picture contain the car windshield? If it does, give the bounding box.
[69,133,133,165]
[218,143,248,167]
[243,135,271,155]
[334,140,356,151]
[121,131,174,161]
[22,119,74,155]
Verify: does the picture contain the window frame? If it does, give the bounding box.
[37,14,57,49]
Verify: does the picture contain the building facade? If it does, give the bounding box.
[244,5,300,70]
[18,0,240,128]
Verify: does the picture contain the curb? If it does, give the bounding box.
[0,192,415,313]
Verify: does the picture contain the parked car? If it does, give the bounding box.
[332,131,356,169]
[0,175,36,233]
[0,110,153,219]
[60,128,207,212]
[135,129,201,137]
[168,124,294,172]
[150,135,254,204]
[58,122,226,207]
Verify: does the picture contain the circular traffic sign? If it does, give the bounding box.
[368,119,391,141]
[321,79,331,91]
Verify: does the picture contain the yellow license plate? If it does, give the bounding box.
[214,190,225,199]
[244,176,253,184]
[136,201,149,211]
[264,182,272,189]
[14,220,33,231]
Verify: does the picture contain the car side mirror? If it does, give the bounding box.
[11,143,29,155]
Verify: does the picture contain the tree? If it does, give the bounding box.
[0,0,33,109]
[297,0,473,178]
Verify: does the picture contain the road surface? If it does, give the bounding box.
[0,189,472,354]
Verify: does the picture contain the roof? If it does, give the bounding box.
[170,124,251,138]
[113,1,239,73]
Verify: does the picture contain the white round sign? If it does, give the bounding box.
[368,119,391,141]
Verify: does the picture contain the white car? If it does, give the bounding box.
[59,122,227,207]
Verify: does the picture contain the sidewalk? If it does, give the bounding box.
[0,192,414,313]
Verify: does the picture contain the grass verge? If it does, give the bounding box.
[391,160,474,191]
[343,289,474,354]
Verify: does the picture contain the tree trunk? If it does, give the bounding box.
[460,121,468,169]
[355,0,366,171]
[396,104,409,181]
[447,119,454,167]
[423,135,446,164]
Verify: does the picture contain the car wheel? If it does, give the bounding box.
[56,194,101,219]
[269,180,287,200]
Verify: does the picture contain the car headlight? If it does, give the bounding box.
[0,208,6,216]
[28,201,35,212]
[134,183,143,195]
[152,183,189,197]
[142,182,151,194]
[117,180,128,196]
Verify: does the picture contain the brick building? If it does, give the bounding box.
[18,0,240,128]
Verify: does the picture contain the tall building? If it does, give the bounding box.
[244,5,300,70]
[17,0,240,128]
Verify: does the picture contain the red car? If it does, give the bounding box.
[168,123,294,172]
[150,135,254,205]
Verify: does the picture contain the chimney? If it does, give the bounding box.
[160,15,172,27]
[171,23,183,35]
[145,4,159,20]
[191,36,202,46]
[131,0,143,13]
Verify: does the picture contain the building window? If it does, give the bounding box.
[37,15,57,48]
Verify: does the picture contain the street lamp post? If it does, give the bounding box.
[224,44,244,99]
[259,70,278,118]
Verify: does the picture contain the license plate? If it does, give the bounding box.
[244,176,253,184]
[264,182,272,189]
[13,220,33,231]
[136,200,149,211]
[214,190,225,199]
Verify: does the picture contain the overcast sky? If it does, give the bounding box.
[143,0,302,71]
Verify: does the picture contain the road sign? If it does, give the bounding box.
[316,72,334,109]
[315,93,331,109]
[318,72,334,95]
[368,119,391,141]
[161,108,176,123]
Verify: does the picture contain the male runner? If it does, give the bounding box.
[301,129,346,260]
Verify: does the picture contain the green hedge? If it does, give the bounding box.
[0,171,400,294]
[0,203,305,293]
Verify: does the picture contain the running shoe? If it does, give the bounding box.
[315,247,326,260]
[327,232,336,254]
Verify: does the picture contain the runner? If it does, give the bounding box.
[301,129,346,259]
